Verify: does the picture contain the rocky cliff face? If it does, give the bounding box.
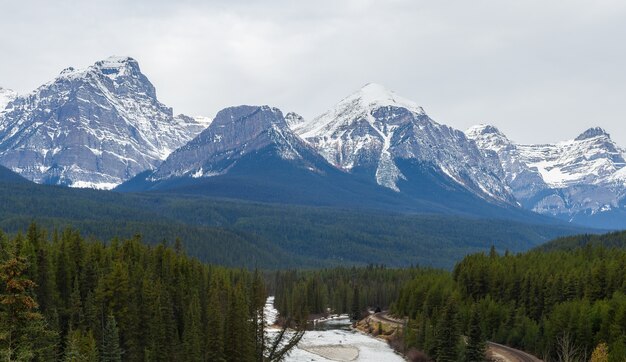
[0,57,209,189]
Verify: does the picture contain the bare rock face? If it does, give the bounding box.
[0,56,209,189]
[293,83,515,204]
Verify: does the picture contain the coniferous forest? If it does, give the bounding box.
[2,221,626,361]
[272,242,626,362]
[0,223,305,362]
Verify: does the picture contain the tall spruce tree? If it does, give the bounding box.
[465,306,487,362]
[0,248,55,361]
[206,283,225,362]
[182,293,203,361]
[101,315,122,362]
[434,299,460,362]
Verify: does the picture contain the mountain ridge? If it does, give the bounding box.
[466,124,626,228]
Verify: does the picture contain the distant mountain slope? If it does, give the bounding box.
[536,230,626,252]
[0,176,590,269]
[0,164,28,184]
[0,56,209,189]
[467,125,626,229]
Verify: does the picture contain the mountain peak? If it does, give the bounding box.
[465,124,512,151]
[575,127,610,141]
[350,83,425,114]
[210,105,284,129]
[285,112,305,129]
[57,56,141,81]
[466,124,506,138]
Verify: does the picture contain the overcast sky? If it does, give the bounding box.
[1,0,625,145]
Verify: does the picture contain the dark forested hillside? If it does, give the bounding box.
[0,176,591,269]
[537,230,626,252]
[0,224,288,361]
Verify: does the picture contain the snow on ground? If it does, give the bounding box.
[264,296,279,326]
[264,297,404,362]
[287,328,405,362]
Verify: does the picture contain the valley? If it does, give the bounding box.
[0,54,624,362]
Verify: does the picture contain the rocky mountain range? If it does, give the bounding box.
[1,57,624,228]
[467,124,626,227]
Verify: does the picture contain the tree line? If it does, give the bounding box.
[271,265,421,321]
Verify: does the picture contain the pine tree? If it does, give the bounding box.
[206,284,225,362]
[0,250,55,361]
[101,315,123,362]
[81,330,99,362]
[64,329,84,362]
[434,299,460,362]
[351,286,361,321]
[182,293,203,361]
[252,269,266,362]
[465,307,487,362]
[225,284,253,362]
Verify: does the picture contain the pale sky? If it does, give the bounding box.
[1,0,625,146]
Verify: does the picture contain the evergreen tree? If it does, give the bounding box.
[225,284,253,362]
[182,293,203,362]
[64,329,97,362]
[0,250,55,361]
[351,286,360,321]
[101,315,122,362]
[206,284,225,362]
[434,299,460,362]
[64,329,84,362]
[465,307,487,362]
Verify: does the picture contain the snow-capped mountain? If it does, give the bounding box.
[0,56,209,189]
[293,83,515,204]
[467,124,626,225]
[0,87,17,111]
[149,105,322,180]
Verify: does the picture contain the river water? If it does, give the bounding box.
[265,297,405,362]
